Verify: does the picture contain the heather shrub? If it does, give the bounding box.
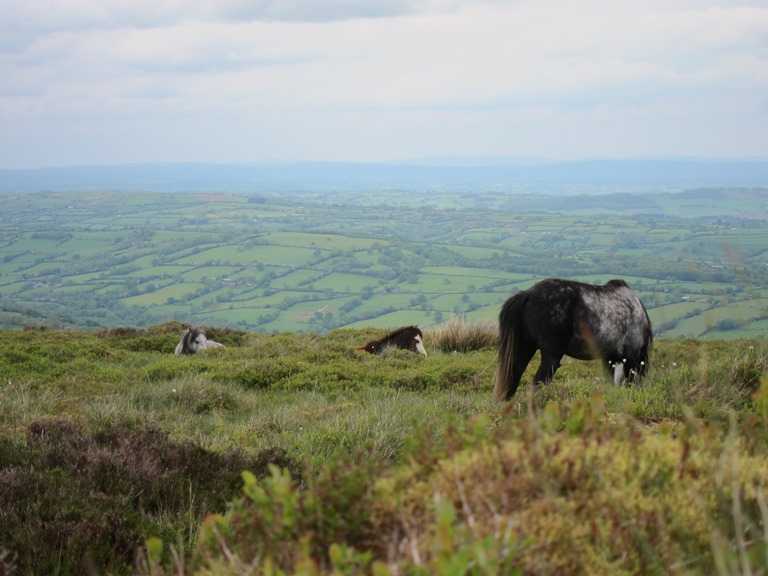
[195,456,382,573]
[0,329,121,382]
[0,418,300,575]
[191,451,525,576]
[418,396,768,575]
[226,356,309,390]
[175,390,768,576]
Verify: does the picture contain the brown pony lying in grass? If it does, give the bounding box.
[357,325,427,357]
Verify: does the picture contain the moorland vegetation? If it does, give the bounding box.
[1,320,768,574]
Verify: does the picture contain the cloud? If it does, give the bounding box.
[0,0,766,166]
[4,0,463,34]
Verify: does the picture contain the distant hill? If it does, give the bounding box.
[1,158,767,195]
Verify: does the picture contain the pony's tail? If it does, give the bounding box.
[494,293,527,402]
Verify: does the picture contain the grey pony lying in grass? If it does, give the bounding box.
[174,326,226,355]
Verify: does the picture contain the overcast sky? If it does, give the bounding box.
[1,0,767,168]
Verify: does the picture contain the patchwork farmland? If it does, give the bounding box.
[0,188,766,338]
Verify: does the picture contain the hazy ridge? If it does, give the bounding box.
[2,157,767,194]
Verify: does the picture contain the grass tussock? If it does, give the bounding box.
[428,315,498,353]
[2,325,768,574]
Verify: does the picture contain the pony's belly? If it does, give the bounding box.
[565,338,601,361]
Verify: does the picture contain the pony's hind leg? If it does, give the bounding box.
[532,350,564,385]
[504,344,537,400]
[497,341,536,401]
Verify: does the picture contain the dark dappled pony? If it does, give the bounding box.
[174,326,225,355]
[494,278,652,401]
[357,325,427,357]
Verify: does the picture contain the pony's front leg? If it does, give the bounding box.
[532,352,563,385]
[611,359,626,386]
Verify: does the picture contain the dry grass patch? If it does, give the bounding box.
[429,316,498,353]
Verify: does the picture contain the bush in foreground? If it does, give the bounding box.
[0,418,300,575]
[176,387,768,575]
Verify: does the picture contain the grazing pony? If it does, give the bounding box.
[174,326,226,355]
[357,325,427,357]
[494,278,652,401]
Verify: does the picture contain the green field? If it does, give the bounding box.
[0,188,766,338]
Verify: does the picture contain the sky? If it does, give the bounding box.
[1,0,767,168]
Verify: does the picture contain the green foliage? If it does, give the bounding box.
[230,357,308,390]
[184,385,768,575]
[367,399,768,576]
[193,453,527,576]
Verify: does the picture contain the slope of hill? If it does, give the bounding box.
[1,325,767,574]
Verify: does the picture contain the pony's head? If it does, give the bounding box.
[608,358,648,386]
[410,331,427,356]
[176,326,209,355]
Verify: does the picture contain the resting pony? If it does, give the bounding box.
[174,326,226,355]
[357,325,427,357]
[494,278,652,401]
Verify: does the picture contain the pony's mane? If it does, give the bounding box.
[185,325,205,342]
[177,326,205,355]
[380,325,422,341]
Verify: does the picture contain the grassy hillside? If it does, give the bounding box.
[1,323,768,574]
[0,189,767,338]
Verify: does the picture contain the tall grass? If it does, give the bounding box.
[428,315,498,353]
